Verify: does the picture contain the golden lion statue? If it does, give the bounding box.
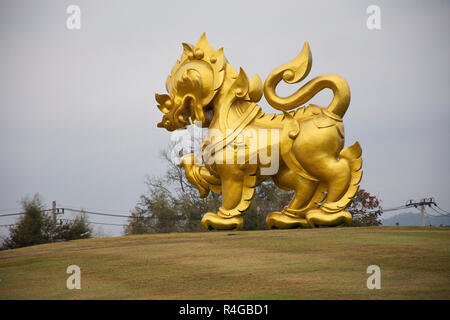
[155,33,362,230]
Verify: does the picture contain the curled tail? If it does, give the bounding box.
[263,42,350,119]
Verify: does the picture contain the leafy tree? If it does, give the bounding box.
[2,194,51,248]
[1,194,92,250]
[125,168,221,234]
[347,189,382,226]
[125,146,221,234]
[55,213,91,240]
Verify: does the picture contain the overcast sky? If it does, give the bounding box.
[0,0,449,237]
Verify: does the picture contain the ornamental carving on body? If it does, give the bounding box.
[155,33,362,230]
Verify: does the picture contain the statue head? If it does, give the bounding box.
[155,33,226,131]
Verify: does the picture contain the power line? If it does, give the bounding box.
[0,208,132,219]
[59,218,126,227]
[58,203,131,213]
[381,205,408,212]
[434,205,450,215]
[64,208,131,218]
[367,205,408,214]
[0,204,132,230]
[429,206,450,217]
[88,221,126,227]
[0,212,26,217]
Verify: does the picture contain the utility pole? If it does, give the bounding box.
[52,200,56,224]
[420,203,425,227]
[406,198,435,227]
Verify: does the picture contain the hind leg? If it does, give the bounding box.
[317,158,351,202]
[302,158,353,227]
[266,163,318,229]
[290,120,355,227]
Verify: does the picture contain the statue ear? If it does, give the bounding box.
[232,68,249,98]
[181,43,195,60]
[248,74,263,102]
[210,48,225,71]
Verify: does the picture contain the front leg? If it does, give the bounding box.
[202,164,257,230]
[179,154,221,197]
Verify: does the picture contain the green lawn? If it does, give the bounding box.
[0,226,449,299]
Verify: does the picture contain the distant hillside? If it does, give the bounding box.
[381,211,450,227]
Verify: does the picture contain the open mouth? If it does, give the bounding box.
[157,97,192,131]
[157,94,210,131]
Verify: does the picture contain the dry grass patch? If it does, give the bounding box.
[0,227,449,299]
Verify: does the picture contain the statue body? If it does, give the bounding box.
[155,34,362,230]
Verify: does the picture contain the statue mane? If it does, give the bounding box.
[156,33,263,131]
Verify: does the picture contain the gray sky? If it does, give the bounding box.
[0,0,449,237]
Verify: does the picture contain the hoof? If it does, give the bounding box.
[201,212,243,231]
[266,212,308,229]
[306,209,352,227]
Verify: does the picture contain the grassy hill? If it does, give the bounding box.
[0,226,449,299]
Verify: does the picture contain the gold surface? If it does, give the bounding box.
[156,34,362,230]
